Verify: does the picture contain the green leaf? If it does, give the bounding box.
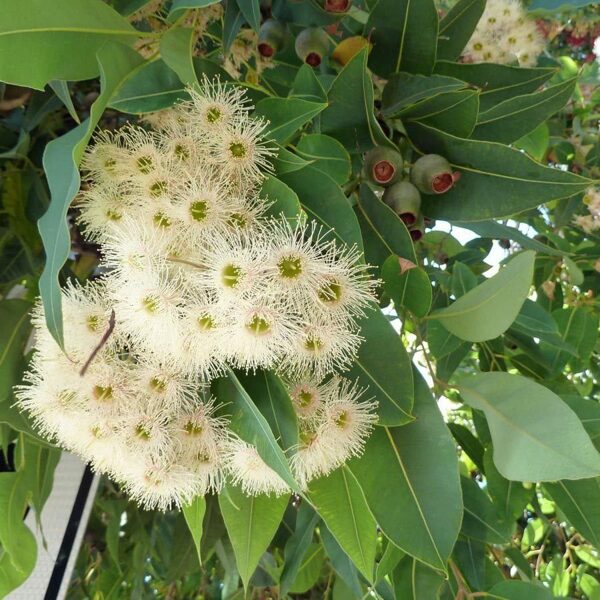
[433,61,556,111]
[454,220,566,257]
[460,476,513,544]
[392,556,445,599]
[472,78,577,144]
[49,81,80,124]
[366,0,439,76]
[529,0,595,9]
[280,504,320,598]
[458,372,600,481]
[279,166,364,251]
[349,370,462,571]
[289,64,327,103]
[408,124,593,222]
[236,0,260,32]
[38,43,143,347]
[182,495,207,566]
[320,48,393,153]
[254,97,326,145]
[544,479,600,547]
[428,320,465,359]
[289,543,325,594]
[219,484,289,589]
[272,146,312,175]
[355,184,416,271]
[346,306,414,426]
[515,122,550,161]
[295,134,351,185]
[320,525,364,598]
[309,467,377,582]
[376,541,405,581]
[382,73,467,116]
[168,0,219,20]
[0,472,38,597]
[382,256,432,318]
[235,370,298,455]
[431,251,535,343]
[436,0,486,61]
[0,0,137,89]
[260,175,302,221]
[161,27,197,86]
[0,299,31,404]
[487,580,556,600]
[401,90,480,138]
[109,59,188,114]
[223,0,244,54]
[215,370,300,492]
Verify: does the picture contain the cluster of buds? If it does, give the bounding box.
[573,187,600,234]
[365,147,458,241]
[16,79,378,510]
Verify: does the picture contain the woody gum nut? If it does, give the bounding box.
[295,28,329,67]
[382,181,421,226]
[324,0,352,12]
[364,146,403,186]
[258,19,286,58]
[410,154,454,195]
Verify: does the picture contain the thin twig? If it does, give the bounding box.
[79,310,116,376]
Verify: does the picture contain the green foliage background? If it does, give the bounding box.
[0,0,600,598]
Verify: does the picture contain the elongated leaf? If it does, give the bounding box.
[408,124,593,221]
[459,372,600,481]
[356,184,416,271]
[433,61,556,111]
[169,0,219,20]
[437,0,486,61]
[254,97,326,145]
[216,370,300,492]
[296,134,351,185]
[529,0,595,9]
[382,257,432,318]
[309,467,377,582]
[431,251,535,343]
[236,370,298,454]
[49,81,80,123]
[219,484,289,589]
[320,525,364,598]
[460,476,513,544]
[279,167,364,251]
[401,90,480,138]
[392,556,445,599]
[38,44,143,347]
[109,59,188,114]
[349,370,462,571]
[260,175,302,220]
[428,320,465,359]
[472,78,577,144]
[346,306,414,426]
[376,541,405,581]
[366,0,438,76]
[0,0,137,89]
[272,146,312,175]
[544,479,600,547]
[487,580,556,600]
[183,496,207,566]
[280,504,320,598]
[382,73,467,117]
[223,0,244,53]
[161,27,197,86]
[236,0,260,31]
[0,299,31,404]
[290,543,325,594]
[320,48,392,152]
[454,220,566,257]
[289,64,327,103]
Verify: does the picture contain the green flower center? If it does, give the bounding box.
[174,143,189,160]
[221,263,242,288]
[153,211,171,228]
[318,280,343,304]
[278,255,303,279]
[335,410,349,428]
[149,180,168,197]
[228,212,247,228]
[206,106,222,123]
[198,313,216,330]
[93,385,113,401]
[190,200,209,222]
[298,389,314,407]
[136,155,154,174]
[150,377,166,392]
[105,208,122,221]
[246,314,271,336]
[184,420,203,436]
[229,142,247,158]
[86,314,100,332]
[104,157,117,171]
[143,295,160,313]
[304,334,324,352]
[135,423,151,440]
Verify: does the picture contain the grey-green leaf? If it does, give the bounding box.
[182,495,207,566]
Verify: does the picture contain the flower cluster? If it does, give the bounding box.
[574,187,600,234]
[463,0,545,67]
[16,79,378,510]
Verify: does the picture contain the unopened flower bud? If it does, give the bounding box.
[258,19,286,58]
[382,181,421,226]
[364,146,403,186]
[410,154,456,195]
[295,28,330,68]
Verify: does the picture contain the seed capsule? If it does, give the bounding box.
[364,146,403,186]
[410,154,456,195]
[382,181,421,226]
[295,28,330,68]
[322,0,352,12]
[408,214,425,243]
[258,19,286,58]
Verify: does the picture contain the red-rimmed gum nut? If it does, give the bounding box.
[322,0,352,12]
[408,214,425,243]
[364,146,403,187]
[258,19,286,58]
[382,181,421,227]
[295,28,330,68]
[410,154,455,195]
